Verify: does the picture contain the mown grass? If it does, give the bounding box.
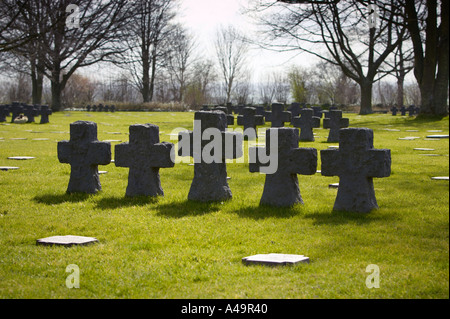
[0,111,448,299]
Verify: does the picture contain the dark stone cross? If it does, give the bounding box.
[178,111,243,202]
[86,105,91,112]
[323,110,349,143]
[265,103,291,127]
[0,105,10,122]
[98,104,104,112]
[23,105,38,123]
[288,103,303,124]
[255,106,265,116]
[215,106,234,126]
[115,124,175,197]
[400,106,406,116]
[237,107,265,137]
[57,121,111,194]
[320,128,391,213]
[10,102,23,123]
[292,108,321,141]
[407,105,415,116]
[92,105,98,112]
[39,105,52,124]
[249,127,317,207]
[391,105,398,116]
[311,106,323,118]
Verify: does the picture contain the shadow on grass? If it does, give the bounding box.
[33,193,92,205]
[303,209,389,226]
[233,204,301,220]
[95,196,159,210]
[155,200,222,218]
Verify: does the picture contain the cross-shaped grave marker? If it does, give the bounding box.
[321,128,391,213]
[23,105,38,123]
[178,111,243,202]
[10,102,23,123]
[249,127,317,207]
[292,108,321,141]
[323,110,349,143]
[0,105,10,122]
[265,103,291,127]
[57,121,111,194]
[288,103,303,122]
[237,107,265,137]
[39,105,52,124]
[215,106,234,126]
[115,124,175,197]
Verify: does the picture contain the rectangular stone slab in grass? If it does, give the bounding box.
[431,176,449,181]
[36,235,99,247]
[7,156,35,160]
[0,166,19,171]
[426,135,449,139]
[242,253,310,266]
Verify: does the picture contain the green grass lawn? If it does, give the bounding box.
[0,111,448,299]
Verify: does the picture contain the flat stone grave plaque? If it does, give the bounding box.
[427,130,443,133]
[398,136,420,140]
[10,138,27,140]
[426,135,449,139]
[328,183,339,188]
[242,253,310,266]
[106,132,122,135]
[32,138,50,141]
[406,130,419,132]
[99,171,108,174]
[414,148,435,151]
[419,154,440,156]
[328,145,339,149]
[431,176,449,181]
[7,156,35,160]
[36,235,99,247]
[383,129,400,132]
[0,166,19,171]
[103,140,121,143]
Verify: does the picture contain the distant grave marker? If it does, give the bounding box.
[292,108,321,142]
[265,103,291,127]
[323,110,349,143]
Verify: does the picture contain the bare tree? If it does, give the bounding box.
[214,25,250,104]
[165,24,196,103]
[10,0,133,111]
[405,0,448,116]
[248,0,407,114]
[125,0,177,103]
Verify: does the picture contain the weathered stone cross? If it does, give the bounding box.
[320,128,391,213]
[178,111,243,202]
[265,103,291,127]
[10,102,23,123]
[39,105,52,124]
[237,107,265,136]
[249,127,317,207]
[58,121,111,194]
[292,108,321,141]
[115,124,175,197]
[323,110,349,142]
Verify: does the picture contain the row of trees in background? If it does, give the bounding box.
[0,0,448,116]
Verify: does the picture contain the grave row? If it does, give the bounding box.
[85,104,116,112]
[208,104,349,143]
[0,102,52,124]
[58,111,391,213]
[390,105,420,116]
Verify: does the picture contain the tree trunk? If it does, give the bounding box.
[359,80,373,115]
[51,81,62,111]
[396,74,405,108]
[434,0,449,116]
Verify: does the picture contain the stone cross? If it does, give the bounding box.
[23,105,38,123]
[178,111,243,202]
[92,105,98,112]
[237,107,265,136]
[39,105,52,124]
[323,110,349,143]
[391,105,398,115]
[115,124,175,197]
[288,103,303,123]
[10,102,23,123]
[311,106,323,118]
[292,108,321,141]
[86,105,91,112]
[407,105,415,116]
[0,105,10,122]
[400,106,406,116]
[57,121,111,194]
[249,127,317,207]
[320,128,391,213]
[265,103,291,127]
[255,106,265,116]
[215,106,234,126]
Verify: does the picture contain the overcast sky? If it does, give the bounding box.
[176,0,315,81]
